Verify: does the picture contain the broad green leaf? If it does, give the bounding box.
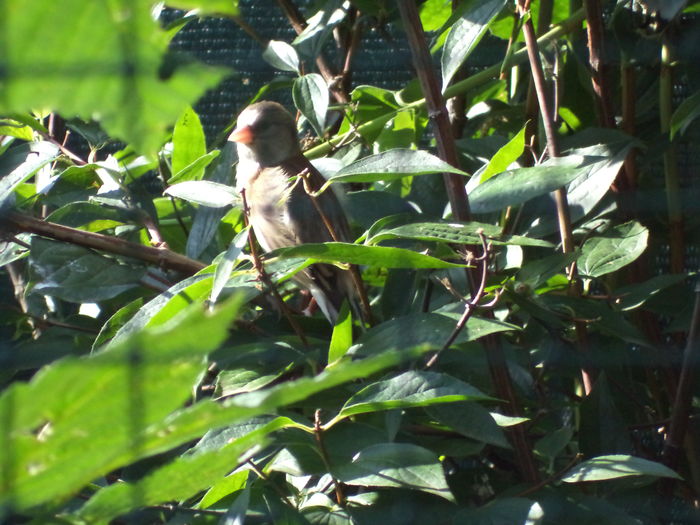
[350,313,518,358]
[0,0,227,156]
[334,443,454,502]
[328,301,353,364]
[198,471,248,509]
[367,221,552,248]
[165,180,238,208]
[671,89,700,139]
[468,156,599,214]
[442,0,506,88]
[0,298,242,511]
[168,150,220,184]
[211,230,249,306]
[172,106,206,179]
[516,251,579,289]
[577,221,648,278]
[293,73,328,137]
[615,273,689,311]
[270,242,466,269]
[428,402,509,448]
[479,124,526,182]
[327,149,468,185]
[0,141,59,208]
[45,201,129,231]
[0,118,34,141]
[561,455,681,483]
[338,371,491,418]
[29,238,146,302]
[262,40,300,73]
[420,0,452,31]
[185,141,237,258]
[77,418,290,523]
[163,0,239,16]
[292,0,348,58]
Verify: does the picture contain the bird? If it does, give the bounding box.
[228,101,356,324]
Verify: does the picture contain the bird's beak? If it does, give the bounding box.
[228,125,254,144]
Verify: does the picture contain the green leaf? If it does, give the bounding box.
[442,0,506,88]
[350,313,517,358]
[328,149,468,184]
[561,455,682,483]
[293,73,328,137]
[577,221,648,278]
[29,238,147,302]
[478,123,526,183]
[172,106,206,179]
[0,142,59,208]
[328,302,353,364]
[367,221,552,247]
[0,298,242,511]
[262,40,300,73]
[468,156,599,214]
[0,0,227,156]
[211,230,249,306]
[162,0,239,16]
[427,402,509,448]
[339,371,491,418]
[198,470,248,509]
[271,242,466,269]
[334,443,454,501]
[164,180,238,208]
[77,418,288,523]
[168,150,220,184]
[671,90,700,139]
[615,273,689,311]
[0,118,35,141]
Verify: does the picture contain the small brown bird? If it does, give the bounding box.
[228,101,354,324]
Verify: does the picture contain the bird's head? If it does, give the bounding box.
[228,101,301,167]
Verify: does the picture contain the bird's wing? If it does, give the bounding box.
[280,154,352,245]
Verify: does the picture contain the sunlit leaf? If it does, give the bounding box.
[562,455,681,482]
[577,221,648,278]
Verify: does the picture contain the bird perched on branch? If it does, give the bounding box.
[228,101,355,324]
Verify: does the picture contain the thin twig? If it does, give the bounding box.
[517,453,582,497]
[517,0,593,395]
[275,0,350,104]
[314,409,346,506]
[661,282,700,494]
[426,233,494,368]
[398,0,540,484]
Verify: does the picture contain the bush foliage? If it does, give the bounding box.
[1,0,699,523]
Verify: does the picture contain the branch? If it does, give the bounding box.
[304,8,586,159]
[275,0,351,104]
[1,210,205,275]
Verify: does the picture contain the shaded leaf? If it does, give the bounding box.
[293,73,328,136]
[562,455,681,482]
[339,371,491,418]
[334,443,454,502]
[367,221,552,247]
[469,156,600,214]
[577,221,648,278]
[442,0,506,88]
[671,89,700,139]
[29,238,146,302]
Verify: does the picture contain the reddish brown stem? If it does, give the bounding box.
[397,0,540,484]
[1,211,205,275]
